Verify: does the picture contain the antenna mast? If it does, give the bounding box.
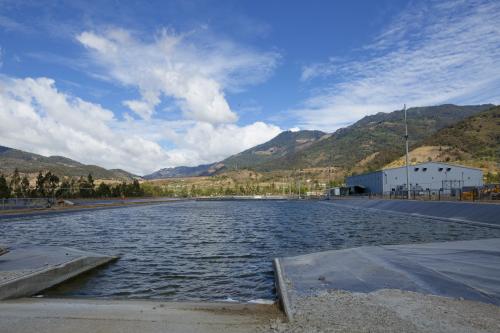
[404,104,410,199]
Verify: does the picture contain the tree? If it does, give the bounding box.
[21,176,30,197]
[96,182,112,197]
[111,182,127,198]
[44,172,59,197]
[35,171,45,197]
[87,173,95,189]
[129,179,143,197]
[70,178,78,197]
[0,174,11,198]
[78,176,89,198]
[10,168,22,197]
[57,179,72,198]
[86,173,95,197]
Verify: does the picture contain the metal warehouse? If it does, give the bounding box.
[346,162,483,194]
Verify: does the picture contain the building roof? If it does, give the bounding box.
[382,161,482,172]
[348,161,482,178]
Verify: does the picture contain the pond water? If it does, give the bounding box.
[1,200,499,302]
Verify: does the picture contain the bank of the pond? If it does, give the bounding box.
[0,198,186,219]
[274,238,500,320]
[264,289,500,333]
[328,198,500,227]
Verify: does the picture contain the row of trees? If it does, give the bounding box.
[141,180,334,198]
[0,169,144,199]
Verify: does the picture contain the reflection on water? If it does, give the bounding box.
[1,200,499,301]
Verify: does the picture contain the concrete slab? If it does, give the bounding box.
[274,238,500,319]
[0,298,282,333]
[0,245,117,300]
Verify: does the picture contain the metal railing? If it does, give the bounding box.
[0,198,55,210]
[331,189,499,202]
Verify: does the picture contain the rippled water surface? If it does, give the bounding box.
[1,200,499,302]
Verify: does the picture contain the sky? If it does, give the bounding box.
[0,0,499,175]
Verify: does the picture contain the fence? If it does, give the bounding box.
[333,188,499,202]
[0,198,55,210]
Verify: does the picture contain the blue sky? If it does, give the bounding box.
[0,0,499,175]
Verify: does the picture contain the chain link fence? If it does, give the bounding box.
[340,188,499,202]
[0,198,55,210]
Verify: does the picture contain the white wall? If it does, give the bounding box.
[382,162,483,192]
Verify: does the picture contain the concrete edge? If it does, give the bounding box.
[1,296,282,312]
[273,258,293,321]
[0,255,118,300]
[325,201,500,229]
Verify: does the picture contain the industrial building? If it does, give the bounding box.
[346,162,483,195]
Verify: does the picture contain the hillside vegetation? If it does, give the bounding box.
[420,105,500,161]
[143,130,327,179]
[144,104,494,179]
[221,130,327,170]
[386,106,500,169]
[257,104,494,172]
[0,146,137,181]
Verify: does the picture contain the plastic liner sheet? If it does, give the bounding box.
[279,238,500,306]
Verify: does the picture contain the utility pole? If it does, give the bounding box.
[298,170,301,199]
[328,152,333,199]
[404,104,411,199]
[288,176,291,197]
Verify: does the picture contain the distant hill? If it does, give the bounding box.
[143,130,327,179]
[221,130,327,170]
[385,105,500,168]
[143,163,224,180]
[421,105,500,160]
[0,145,138,180]
[144,104,495,179]
[250,104,495,172]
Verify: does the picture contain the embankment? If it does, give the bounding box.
[328,198,500,227]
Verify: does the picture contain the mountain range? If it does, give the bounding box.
[145,104,497,179]
[0,146,137,180]
[1,103,497,181]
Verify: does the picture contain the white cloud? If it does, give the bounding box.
[176,121,282,163]
[76,28,279,123]
[0,76,281,175]
[0,26,283,174]
[296,0,500,131]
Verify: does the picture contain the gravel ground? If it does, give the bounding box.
[260,289,500,333]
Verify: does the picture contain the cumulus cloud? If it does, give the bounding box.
[0,76,281,175]
[76,28,279,123]
[296,0,500,131]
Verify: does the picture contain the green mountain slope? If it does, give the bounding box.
[382,105,500,181]
[221,130,328,169]
[144,104,496,179]
[0,146,138,180]
[255,104,494,172]
[143,130,327,179]
[421,105,500,161]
